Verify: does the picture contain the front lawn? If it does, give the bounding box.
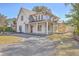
[48,33,79,56]
[48,32,73,41]
[0,36,22,44]
[54,49,79,56]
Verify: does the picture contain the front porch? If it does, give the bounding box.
[25,21,57,35]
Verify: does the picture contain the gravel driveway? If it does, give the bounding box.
[0,33,58,56]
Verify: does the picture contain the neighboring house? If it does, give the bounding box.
[16,8,60,35]
[7,19,16,31]
[7,20,13,27]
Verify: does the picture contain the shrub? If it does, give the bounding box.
[0,27,3,32]
[74,28,79,35]
[0,27,14,32]
[5,27,13,32]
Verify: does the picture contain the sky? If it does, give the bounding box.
[0,3,71,21]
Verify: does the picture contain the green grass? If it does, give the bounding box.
[0,36,22,44]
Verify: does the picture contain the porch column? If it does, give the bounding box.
[53,23,55,34]
[46,22,48,34]
[36,23,38,33]
[28,24,31,33]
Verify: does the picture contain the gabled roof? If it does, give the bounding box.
[17,7,36,20]
[21,8,36,15]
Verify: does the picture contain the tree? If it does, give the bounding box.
[0,13,7,26]
[12,18,16,32]
[13,19,16,25]
[66,3,79,35]
[32,6,52,15]
[0,13,7,33]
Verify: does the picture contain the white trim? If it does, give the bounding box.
[46,22,48,34]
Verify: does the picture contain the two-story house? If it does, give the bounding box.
[16,8,60,35]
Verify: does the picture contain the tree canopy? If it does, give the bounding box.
[32,6,52,15]
[0,13,7,27]
[66,3,79,35]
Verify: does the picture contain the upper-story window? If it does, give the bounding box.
[37,14,43,21]
[35,16,37,21]
[43,15,50,20]
[38,15,40,20]
[21,16,23,21]
[39,15,43,20]
[29,15,34,22]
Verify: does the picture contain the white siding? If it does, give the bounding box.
[17,10,29,33]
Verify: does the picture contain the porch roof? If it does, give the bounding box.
[25,20,54,25]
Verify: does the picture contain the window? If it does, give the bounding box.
[29,15,34,22]
[41,15,43,20]
[37,14,42,21]
[43,15,49,20]
[35,16,37,21]
[21,16,23,21]
[38,24,42,31]
[39,15,42,20]
[39,15,43,20]
[38,15,40,20]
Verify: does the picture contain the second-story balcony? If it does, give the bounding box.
[28,13,59,23]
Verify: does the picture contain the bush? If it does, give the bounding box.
[0,27,14,32]
[5,27,13,32]
[0,27,5,32]
[74,28,79,35]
